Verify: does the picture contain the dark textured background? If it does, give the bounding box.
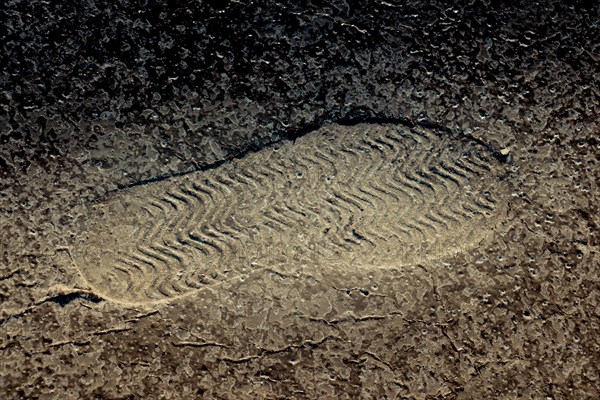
[1,0,599,398]
[2,0,596,191]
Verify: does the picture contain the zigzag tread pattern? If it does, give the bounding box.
[74,123,511,305]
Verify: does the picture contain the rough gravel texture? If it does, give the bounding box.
[1,0,599,399]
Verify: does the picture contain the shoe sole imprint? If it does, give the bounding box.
[74,123,512,305]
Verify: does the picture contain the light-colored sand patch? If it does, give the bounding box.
[73,123,511,305]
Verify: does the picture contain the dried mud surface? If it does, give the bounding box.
[1,0,599,399]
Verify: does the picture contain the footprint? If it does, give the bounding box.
[74,123,512,305]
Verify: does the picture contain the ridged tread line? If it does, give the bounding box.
[76,123,509,304]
